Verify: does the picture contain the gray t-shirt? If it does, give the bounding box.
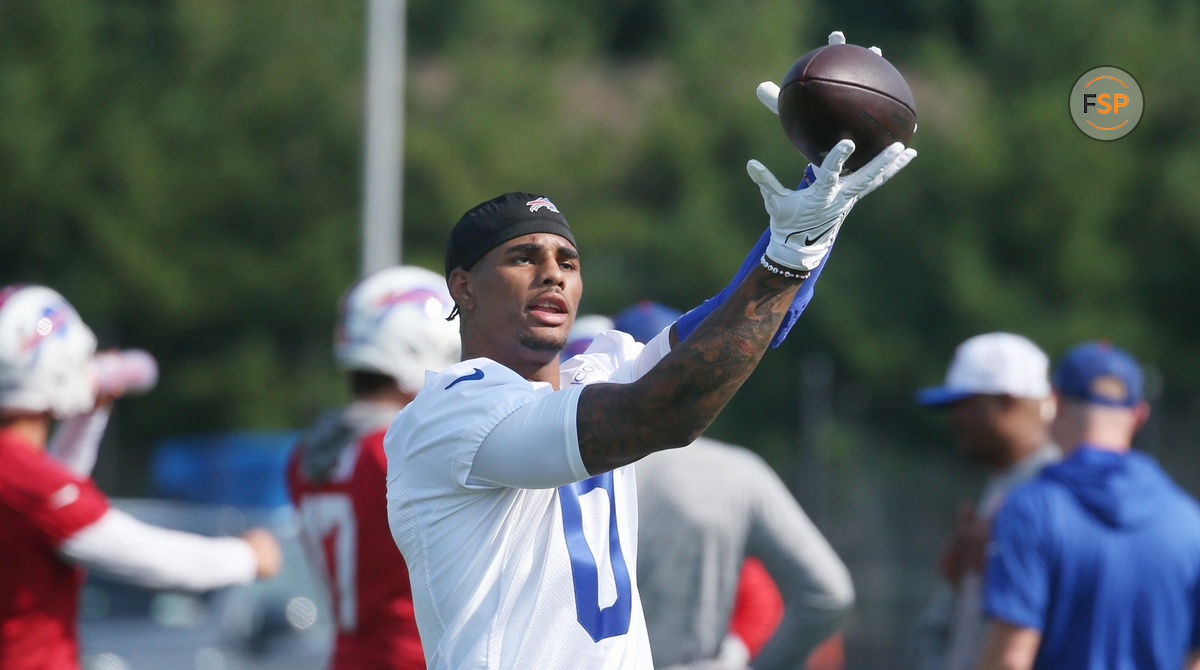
[636,437,853,670]
[910,443,1061,670]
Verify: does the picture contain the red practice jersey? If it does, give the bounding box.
[287,406,424,669]
[0,430,109,670]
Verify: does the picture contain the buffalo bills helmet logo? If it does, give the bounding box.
[374,288,447,321]
[526,197,559,214]
[21,302,73,364]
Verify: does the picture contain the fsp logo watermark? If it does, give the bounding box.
[1070,66,1143,140]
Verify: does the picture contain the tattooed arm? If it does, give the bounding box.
[577,265,803,474]
[571,140,915,474]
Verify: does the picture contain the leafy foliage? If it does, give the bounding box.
[5,0,1199,462]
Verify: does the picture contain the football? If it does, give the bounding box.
[777,43,917,172]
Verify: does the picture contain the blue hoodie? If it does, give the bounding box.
[984,447,1200,670]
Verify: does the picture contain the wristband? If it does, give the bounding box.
[676,165,822,346]
[759,254,810,280]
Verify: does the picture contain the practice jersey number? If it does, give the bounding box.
[558,472,632,642]
[297,493,358,631]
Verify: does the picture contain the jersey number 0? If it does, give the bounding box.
[558,472,632,642]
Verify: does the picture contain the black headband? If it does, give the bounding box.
[444,192,577,277]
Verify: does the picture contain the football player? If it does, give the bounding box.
[287,266,460,669]
[384,129,912,669]
[385,35,913,666]
[0,284,281,670]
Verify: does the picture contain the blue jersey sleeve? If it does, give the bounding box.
[983,487,1050,630]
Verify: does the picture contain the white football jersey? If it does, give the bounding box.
[386,329,671,669]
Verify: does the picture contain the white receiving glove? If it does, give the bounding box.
[748,29,914,272]
[827,29,883,55]
[747,139,916,272]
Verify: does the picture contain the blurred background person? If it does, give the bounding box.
[910,332,1058,670]
[573,301,854,670]
[287,266,460,669]
[0,284,282,670]
[978,342,1200,670]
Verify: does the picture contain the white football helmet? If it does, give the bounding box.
[334,266,461,393]
[0,285,98,418]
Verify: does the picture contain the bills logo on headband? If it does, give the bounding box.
[526,197,559,214]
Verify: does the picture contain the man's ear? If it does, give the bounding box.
[1133,400,1151,431]
[447,268,473,313]
[1040,397,1057,423]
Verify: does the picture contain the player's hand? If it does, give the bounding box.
[938,502,989,588]
[755,30,881,117]
[716,633,751,668]
[241,528,283,579]
[747,139,916,271]
[93,348,159,406]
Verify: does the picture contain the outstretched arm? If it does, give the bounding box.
[577,135,914,474]
[60,508,281,590]
[578,263,801,473]
[672,30,880,352]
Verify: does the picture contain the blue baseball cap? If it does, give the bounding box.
[613,301,682,345]
[1053,341,1143,408]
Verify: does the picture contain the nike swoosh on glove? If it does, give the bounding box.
[676,167,828,349]
[748,138,916,271]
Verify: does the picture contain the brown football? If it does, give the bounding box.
[777,43,917,172]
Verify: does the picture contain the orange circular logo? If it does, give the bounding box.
[1070,67,1143,140]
